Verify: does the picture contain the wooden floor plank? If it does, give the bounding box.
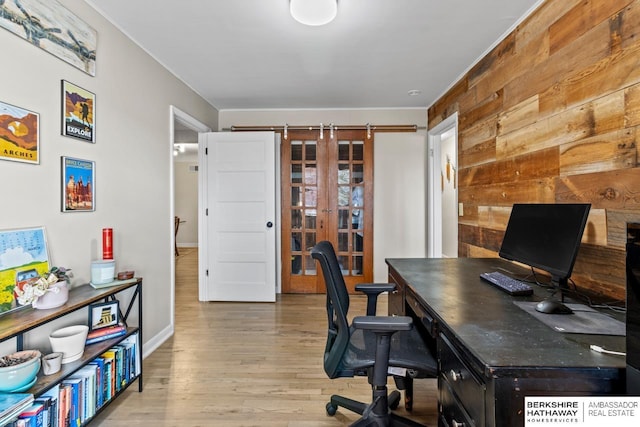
[90,247,438,426]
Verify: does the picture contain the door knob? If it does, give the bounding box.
[266,221,273,228]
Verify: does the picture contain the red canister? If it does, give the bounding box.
[102,228,113,259]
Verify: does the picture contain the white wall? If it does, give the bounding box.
[174,161,199,246]
[219,108,428,282]
[0,0,218,356]
[374,132,427,281]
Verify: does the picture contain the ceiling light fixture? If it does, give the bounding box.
[290,0,337,26]
[408,89,422,96]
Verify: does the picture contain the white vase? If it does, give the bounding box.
[32,281,69,310]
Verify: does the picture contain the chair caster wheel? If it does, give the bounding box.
[326,402,337,416]
[388,390,401,410]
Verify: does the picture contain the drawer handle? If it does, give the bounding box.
[449,369,463,382]
[452,420,466,427]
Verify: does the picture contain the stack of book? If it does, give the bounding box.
[85,324,127,345]
[0,393,33,426]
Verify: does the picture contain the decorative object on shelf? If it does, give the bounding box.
[61,80,95,142]
[49,325,89,364]
[14,266,72,309]
[0,349,42,392]
[90,259,115,286]
[41,352,63,375]
[117,271,134,280]
[0,226,50,315]
[61,156,95,212]
[0,100,40,164]
[0,0,97,76]
[102,228,113,259]
[88,300,119,331]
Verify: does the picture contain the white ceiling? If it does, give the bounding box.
[85,0,543,110]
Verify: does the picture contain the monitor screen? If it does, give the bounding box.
[499,203,591,285]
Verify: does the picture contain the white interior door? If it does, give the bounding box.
[427,113,458,258]
[200,131,276,302]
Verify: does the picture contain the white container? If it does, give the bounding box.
[91,260,115,285]
[49,325,89,364]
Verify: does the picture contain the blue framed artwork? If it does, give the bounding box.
[61,156,95,212]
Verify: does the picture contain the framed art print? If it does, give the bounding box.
[61,156,95,212]
[88,300,119,331]
[62,80,95,143]
[0,226,50,314]
[0,100,39,164]
[0,0,97,76]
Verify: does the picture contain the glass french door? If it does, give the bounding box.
[281,129,373,293]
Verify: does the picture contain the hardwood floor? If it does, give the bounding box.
[91,247,438,426]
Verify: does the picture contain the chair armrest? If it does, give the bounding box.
[355,283,396,294]
[353,315,414,387]
[355,283,397,316]
[352,315,413,332]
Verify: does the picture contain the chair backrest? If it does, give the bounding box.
[310,241,352,378]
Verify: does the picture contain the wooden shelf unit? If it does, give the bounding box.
[0,279,143,425]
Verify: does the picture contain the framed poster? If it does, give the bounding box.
[61,156,95,212]
[0,100,39,164]
[88,300,119,331]
[61,80,95,143]
[0,0,97,76]
[0,226,50,314]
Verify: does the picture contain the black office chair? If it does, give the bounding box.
[311,241,437,427]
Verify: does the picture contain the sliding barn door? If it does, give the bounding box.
[281,129,373,293]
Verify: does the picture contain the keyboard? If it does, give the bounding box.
[479,271,533,296]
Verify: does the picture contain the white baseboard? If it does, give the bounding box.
[141,323,174,359]
[176,242,198,248]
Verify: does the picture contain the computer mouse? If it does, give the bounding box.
[535,300,574,315]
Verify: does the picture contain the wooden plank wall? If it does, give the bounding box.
[428,0,640,300]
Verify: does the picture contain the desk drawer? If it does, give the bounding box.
[406,291,437,338]
[439,334,485,425]
[440,379,475,427]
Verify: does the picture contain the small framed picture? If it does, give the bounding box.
[61,80,95,143]
[61,156,95,212]
[0,100,40,164]
[88,301,119,331]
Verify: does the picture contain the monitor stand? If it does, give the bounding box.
[552,276,570,302]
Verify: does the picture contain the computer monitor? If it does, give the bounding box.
[499,203,591,292]
[627,222,640,395]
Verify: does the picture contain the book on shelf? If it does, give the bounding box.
[40,385,59,427]
[60,378,81,427]
[0,393,33,426]
[85,325,127,345]
[86,324,126,339]
[57,385,70,427]
[87,359,104,409]
[33,395,54,427]
[18,402,44,427]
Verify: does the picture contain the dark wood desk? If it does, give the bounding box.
[386,257,625,427]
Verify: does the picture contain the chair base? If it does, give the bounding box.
[326,390,425,427]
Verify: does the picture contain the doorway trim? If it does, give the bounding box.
[427,112,458,258]
[170,105,211,328]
